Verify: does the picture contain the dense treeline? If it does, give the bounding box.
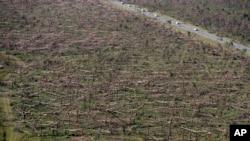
[123,0,250,45]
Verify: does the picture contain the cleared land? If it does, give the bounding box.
[0,0,250,141]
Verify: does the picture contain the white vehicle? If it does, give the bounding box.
[154,14,158,17]
[127,4,131,7]
[176,21,179,24]
[141,9,145,12]
[193,28,198,31]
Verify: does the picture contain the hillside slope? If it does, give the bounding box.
[0,0,250,140]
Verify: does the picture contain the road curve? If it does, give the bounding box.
[109,0,250,53]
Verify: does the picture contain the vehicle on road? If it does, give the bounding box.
[109,0,249,52]
[194,28,198,31]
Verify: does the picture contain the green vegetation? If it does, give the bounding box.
[123,0,250,46]
[0,52,24,141]
[0,0,249,141]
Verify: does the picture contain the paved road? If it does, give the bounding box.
[110,0,250,52]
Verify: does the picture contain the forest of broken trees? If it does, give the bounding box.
[0,0,250,141]
[123,0,250,46]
